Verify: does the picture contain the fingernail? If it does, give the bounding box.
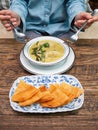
[6,15,11,18]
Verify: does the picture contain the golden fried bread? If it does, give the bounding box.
[13,80,33,95]
[38,91,54,103]
[60,82,84,104]
[60,82,72,96]
[11,81,84,108]
[48,84,57,93]
[39,84,47,92]
[60,82,84,97]
[19,90,42,106]
[12,86,39,102]
[41,85,69,108]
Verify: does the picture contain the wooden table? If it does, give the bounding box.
[0,38,98,130]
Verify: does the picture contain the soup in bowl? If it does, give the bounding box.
[23,36,70,67]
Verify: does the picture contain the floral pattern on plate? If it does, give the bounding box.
[9,75,84,113]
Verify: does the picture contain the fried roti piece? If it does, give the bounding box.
[60,82,84,104]
[75,87,84,98]
[41,84,69,108]
[37,85,53,103]
[48,83,58,93]
[60,82,72,96]
[60,82,84,96]
[12,85,39,102]
[19,90,42,106]
[39,84,47,92]
[38,91,54,103]
[13,80,32,95]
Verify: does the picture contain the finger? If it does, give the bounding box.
[75,20,93,29]
[74,20,87,28]
[0,10,13,16]
[81,12,93,20]
[10,18,18,27]
[10,18,17,22]
[2,20,10,26]
[75,12,93,22]
[1,20,13,30]
[4,23,12,30]
[2,23,13,31]
[6,26,13,31]
[88,16,98,23]
[12,21,18,27]
[0,14,11,20]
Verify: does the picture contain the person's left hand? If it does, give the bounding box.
[74,12,98,29]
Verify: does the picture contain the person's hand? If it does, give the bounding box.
[0,9,21,31]
[74,12,98,29]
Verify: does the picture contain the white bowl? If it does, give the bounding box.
[23,36,70,68]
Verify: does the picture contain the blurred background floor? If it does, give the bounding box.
[0,22,14,38]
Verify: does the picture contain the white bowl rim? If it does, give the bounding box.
[23,36,70,66]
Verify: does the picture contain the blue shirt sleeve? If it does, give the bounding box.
[10,0,28,32]
[66,0,87,28]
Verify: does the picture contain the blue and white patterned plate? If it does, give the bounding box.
[9,75,84,113]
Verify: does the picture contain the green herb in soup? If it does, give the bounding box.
[29,40,65,63]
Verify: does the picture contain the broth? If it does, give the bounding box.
[29,40,65,63]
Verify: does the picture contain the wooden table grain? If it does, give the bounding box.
[0,39,98,130]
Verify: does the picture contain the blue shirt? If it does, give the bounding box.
[10,0,87,37]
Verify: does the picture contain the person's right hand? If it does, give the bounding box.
[0,9,21,31]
